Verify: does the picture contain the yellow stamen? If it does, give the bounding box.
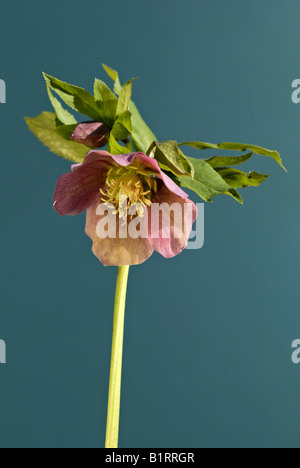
[100,163,158,222]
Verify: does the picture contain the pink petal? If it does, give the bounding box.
[148,185,198,258]
[109,152,189,199]
[135,153,189,199]
[54,150,190,217]
[85,200,154,266]
[53,151,115,216]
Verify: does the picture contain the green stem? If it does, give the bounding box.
[105,266,130,448]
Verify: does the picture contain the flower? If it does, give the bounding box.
[71,122,110,148]
[54,151,198,266]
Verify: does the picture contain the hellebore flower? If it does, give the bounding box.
[54,151,197,266]
[71,122,110,148]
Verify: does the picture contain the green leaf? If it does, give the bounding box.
[111,110,132,141]
[43,73,102,121]
[130,101,157,153]
[25,112,90,163]
[94,79,117,103]
[175,157,230,202]
[93,79,118,127]
[219,142,285,170]
[97,104,117,128]
[99,101,118,127]
[226,188,243,204]
[102,64,122,95]
[152,140,194,177]
[206,152,253,168]
[179,141,220,150]
[55,124,78,139]
[216,168,269,188]
[179,141,286,171]
[46,84,77,126]
[103,64,156,152]
[116,79,136,116]
[107,134,130,155]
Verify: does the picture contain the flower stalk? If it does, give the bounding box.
[105,265,130,448]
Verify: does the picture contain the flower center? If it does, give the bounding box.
[100,163,158,220]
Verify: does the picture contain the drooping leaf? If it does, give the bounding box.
[179,141,220,150]
[111,110,132,141]
[25,112,90,163]
[219,143,285,170]
[43,73,102,121]
[107,134,130,155]
[175,157,230,202]
[179,141,286,171]
[151,141,194,177]
[46,84,77,126]
[206,152,253,168]
[102,64,156,153]
[216,167,269,188]
[226,188,243,204]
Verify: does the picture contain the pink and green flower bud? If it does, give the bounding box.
[71,122,110,148]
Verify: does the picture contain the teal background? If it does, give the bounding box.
[0,0,300,448]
